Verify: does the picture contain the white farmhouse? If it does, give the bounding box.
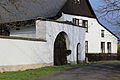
[0,0,118,72]
[58,0,119,54]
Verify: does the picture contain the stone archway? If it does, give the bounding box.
[54,32,70,66]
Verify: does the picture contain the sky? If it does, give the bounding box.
[89,0,120,38]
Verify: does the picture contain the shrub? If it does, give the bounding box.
[118,44,120,53]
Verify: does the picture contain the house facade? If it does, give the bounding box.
[58,0,118,54]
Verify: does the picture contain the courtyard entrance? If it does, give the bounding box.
[54,32,69,66]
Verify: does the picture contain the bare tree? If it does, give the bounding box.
[97,0,120,27]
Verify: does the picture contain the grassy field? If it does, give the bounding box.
[0,61,119,80]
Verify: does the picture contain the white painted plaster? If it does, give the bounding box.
[10,26,36,38]
[0,38,50,66]
[60,13,118,53]
[36,20,86,62]
[0,20,85,66]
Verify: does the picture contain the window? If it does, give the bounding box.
[101,30,104,37]
[107,42,111,53]
[73,18,75,24]
[74,0,81,3]
[73,18,79,26]
[0,26,10,36]
[77,0,81,3]
[82,20,88,32]
[85,41,88,53]
[101,42,105,53]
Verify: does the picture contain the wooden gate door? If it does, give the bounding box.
[77,43,81,64]
[54,33,67,66]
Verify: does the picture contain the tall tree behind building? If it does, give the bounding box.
[97,0,120,26]
[96,0,120,37]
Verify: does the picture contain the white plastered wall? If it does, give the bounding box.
[36,20,86,63]
[59,13,118,53]
[10,26,36,38]
[0,20,85,66]
[0,39,50,66]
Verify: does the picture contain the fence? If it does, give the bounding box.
[86,53,120,62]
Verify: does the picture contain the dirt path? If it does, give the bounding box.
[35,62,120,80]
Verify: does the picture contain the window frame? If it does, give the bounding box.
[72,18,79,26]
[107,42,111,53]
[101,30,105,37]
[74,0,81,4]
[101,42,105,53]
[82,20,88,32]
[85,41,88,53]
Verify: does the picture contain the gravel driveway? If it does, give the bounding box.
[35,62,120,80]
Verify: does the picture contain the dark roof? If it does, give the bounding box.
[0,0,67,23]
[59,0,119,39]
[62,0,96,18]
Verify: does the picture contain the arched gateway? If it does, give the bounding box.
[54,32,70,66]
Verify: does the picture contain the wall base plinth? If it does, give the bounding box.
[0,63,53,72]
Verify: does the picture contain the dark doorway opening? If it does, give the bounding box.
[54,32,69,66]
[77,43,81,64]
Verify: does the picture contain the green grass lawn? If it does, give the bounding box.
[0,64,85,80]
[0,61,119,80]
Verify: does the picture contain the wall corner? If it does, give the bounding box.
[36,20,46,40]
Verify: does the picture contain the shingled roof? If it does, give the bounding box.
[0,0,67,23]
[62,0,96,18]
